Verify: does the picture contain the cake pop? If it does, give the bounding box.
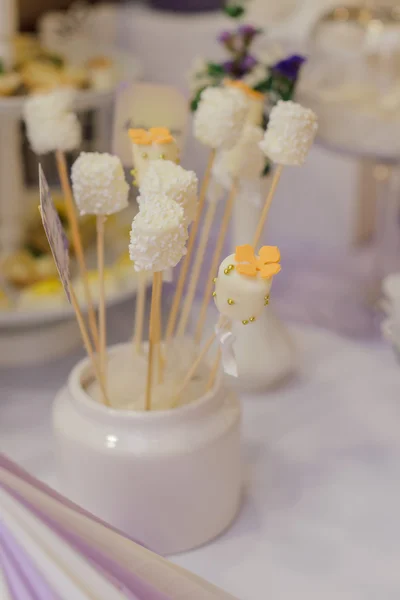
[129,127,179,187]
[213,244,281,324]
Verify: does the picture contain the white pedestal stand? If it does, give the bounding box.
[0,89,114,365]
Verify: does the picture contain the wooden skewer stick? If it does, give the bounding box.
[177,200,218,337]
[69,285,109,406]
[155,273,165,384]
[195,179,239,344]
[252,164,284,248]
[96,215,107,395]
[145,272,160,411]
[165,149,216,340]
[133,272,146,355]
[55,149,100,351]
[174,326,217,403]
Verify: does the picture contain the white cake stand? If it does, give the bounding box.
[0,87,146,366]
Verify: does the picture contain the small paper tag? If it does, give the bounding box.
[39,165,71,303]
[112,82,189,167]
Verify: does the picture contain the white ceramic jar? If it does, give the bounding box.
[53,344,242,555]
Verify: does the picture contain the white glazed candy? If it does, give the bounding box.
[23,88,81,155]
[71,152,129,216]
[129,197,188,272]
[139,160,198,225]
[129,128,180,187]
[214,125,265,184]
[260,100,318,166]
[214,245,281,324]
[193,86,249,150]
[224,79,265,126]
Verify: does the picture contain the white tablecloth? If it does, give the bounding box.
[1,301,400,599]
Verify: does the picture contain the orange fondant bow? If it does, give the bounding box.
[128,127,173,146]
[235,244,281,279]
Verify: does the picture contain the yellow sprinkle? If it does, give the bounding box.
[141,152,148,159]
[227,298,235,305]
[159,153,166,159]
[249,317,255,322]
[212,291,217,297]
[213,277,217,283]
[242,320,249,325]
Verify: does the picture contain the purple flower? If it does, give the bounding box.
[218,30,232,44]
[240,54,257,72]
[272,54,306,81]
[222,60,236,75]
[237,24,258,37]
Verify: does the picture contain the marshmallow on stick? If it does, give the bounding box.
[254,100,318,247]
[128,127,180,353]
[129,127,180,187]
[129,198,188,410]
[23,88,99,351]
[173,85,250,337]
[139,160,198,226]
[71,151,130,396]
[224,79,265,127]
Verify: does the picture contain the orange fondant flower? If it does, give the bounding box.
[223,79,264,101]
[235,244,281,279]
[128,127,173,146]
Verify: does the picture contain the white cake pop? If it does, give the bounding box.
[260,100,318,166]
[193,86,249,150]
[129,128,180,187]
[214,244,281,324]
[71,152,129,216]
[214,125,265,184]
[138,160,198,225]
[129,197,188,272]
[23,88,81,155]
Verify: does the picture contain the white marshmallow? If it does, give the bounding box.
[139,160,198,225]
[213,125,265,184]
[129,197,188,272]
[23,88,81,155]
[193,86,249,150]
[260,100,318,166]
[129,128,180,187]
[71,152,129,216]
[214,248,280,323]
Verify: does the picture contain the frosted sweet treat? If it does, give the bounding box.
[193,86,249,150]
[73,269,119,305]
[23,88,82,154]
[71,152,129,215]
[213,125,265,184]
[260,100,318,166]
[129,128,180,187]
[214,244,281,324]
[17,278,67,310]
[224,79,265,126]
[0,72,22,96]
[139,160,198,225]
[129,197,188,272]
[86,57,115,91]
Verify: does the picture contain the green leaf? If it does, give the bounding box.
[254,76,272,94]
[207,62,225,77]
[223,4,245,18]
[190,86,207,112]
[262,159,271,177]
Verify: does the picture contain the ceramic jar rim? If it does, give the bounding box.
[68,342,223,425]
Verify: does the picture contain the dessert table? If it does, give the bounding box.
[1,300,400,599]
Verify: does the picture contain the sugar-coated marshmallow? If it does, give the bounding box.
[139,160,198,225]
[129,128,179,187]
[193,86,249,150]
[23,88,81,155]
[71,152,129,216]
[129,197,188,272]
[214,245,281,323]
[260,101,318,166]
